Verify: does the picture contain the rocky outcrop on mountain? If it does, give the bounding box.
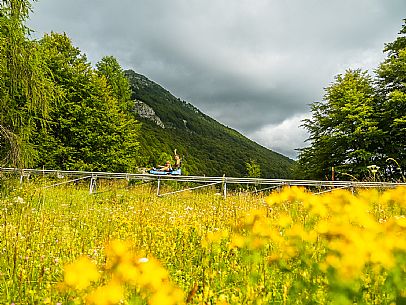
[125,71,152,90]
[133,100,165,128]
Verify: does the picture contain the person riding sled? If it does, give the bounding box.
[158,160,172,172]
[173,150,182,171]
[149,150,182,175]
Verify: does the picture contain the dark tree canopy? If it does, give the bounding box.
[298,19,406,181]
[34,33,140,172]
[375,19,406,173]
[298,70,380,180]
[0,0,56,167]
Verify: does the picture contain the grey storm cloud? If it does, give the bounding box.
[28,0,406,158]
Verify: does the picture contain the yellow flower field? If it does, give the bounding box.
[0,178,405,304]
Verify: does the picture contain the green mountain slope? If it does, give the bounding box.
[125,70,294,178]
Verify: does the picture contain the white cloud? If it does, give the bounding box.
[248,113,311,159]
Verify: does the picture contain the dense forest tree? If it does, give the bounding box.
[0,0,56,167]
[375,19,406,177]
[298,19,406,181]
[245,160,261,178]
[96,56,132,110]
[33,33,140,171]
[298,70,380,179]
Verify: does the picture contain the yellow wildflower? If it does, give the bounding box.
[370,246,394,269]
[252,217,272,237]
[106,239,133,266]
[229,234,245,249]
[243,209,266,226]
[63,256,100,290]
[149,286,185,305]
[137,257,169,291]
[114,261,140,285]
[266,186,309,206]
[315,220,330,234]
[309,200,329,217]
[87,279,124,305]
[202,230,228,248]
[277,213,292,228]
[395,216,406,228]
[381,186,406,207]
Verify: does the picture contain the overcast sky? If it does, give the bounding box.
[27,0,406,159]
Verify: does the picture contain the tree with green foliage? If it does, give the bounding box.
[298,70,381,180]
[375,19,406,179]
[245,160,261,178]
[96,56,132,110]
[34,33,140,172]
[0,0,56,167]
[297,20,406,181]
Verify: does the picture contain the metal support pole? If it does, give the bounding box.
[19,171,30,185]
[222,174,227,199]
[89,176,97,194]
[157,178,161,196]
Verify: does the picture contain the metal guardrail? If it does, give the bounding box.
[1,167,405,197]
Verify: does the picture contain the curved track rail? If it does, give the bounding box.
[1,167,405,196]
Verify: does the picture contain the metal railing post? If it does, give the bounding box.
[89,176,97,194]
[157,178,161,196]
[222,174,227,199]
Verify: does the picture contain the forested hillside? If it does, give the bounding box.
[125,71,294,178]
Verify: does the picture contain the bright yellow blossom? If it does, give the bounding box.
[106,239,133,266]
[136,257,170,291]
[149,286,185,305]
[86,279,124,305]
[277,213,293,228]
[63,256,100,290]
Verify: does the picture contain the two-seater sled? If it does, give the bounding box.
[148,168,182,175]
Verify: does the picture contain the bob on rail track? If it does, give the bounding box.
[148,168,182,175]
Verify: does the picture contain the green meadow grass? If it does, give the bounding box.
[0,177,405,304]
